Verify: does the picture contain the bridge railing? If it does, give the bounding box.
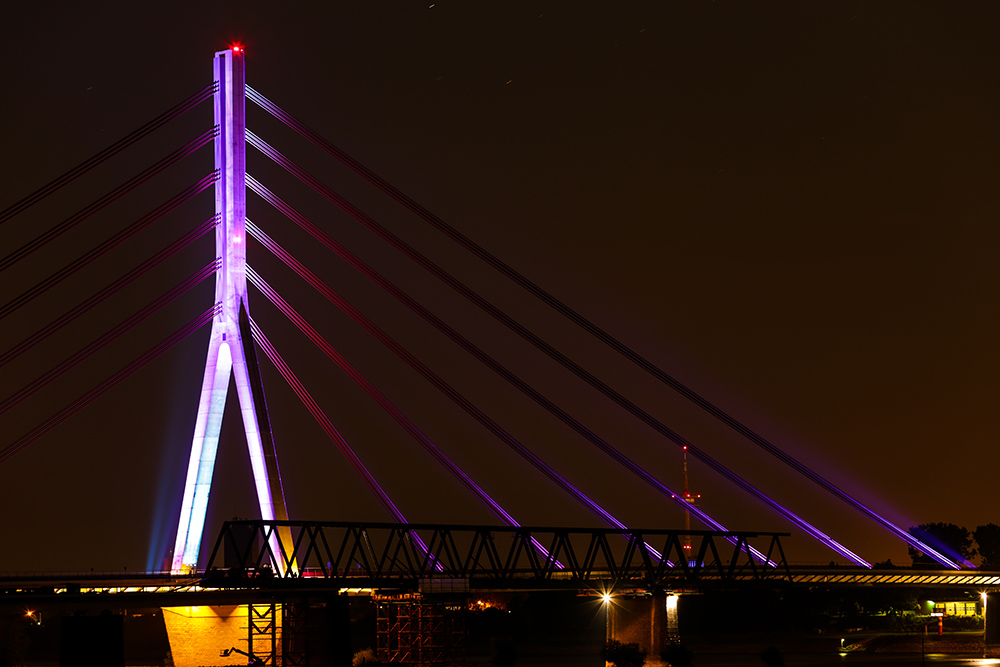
[203,520,791,587]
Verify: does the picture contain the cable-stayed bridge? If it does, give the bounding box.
[0,49,992,584]
[2,45,995,666]
[0,45,981,578]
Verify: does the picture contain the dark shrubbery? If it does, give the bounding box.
[601,639,646,667]
[661,642,694,667]
[760,646,784,667]
[490,636,517,667]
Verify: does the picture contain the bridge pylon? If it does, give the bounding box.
[171,47,294,574]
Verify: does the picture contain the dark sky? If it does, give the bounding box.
[0,2,997,572]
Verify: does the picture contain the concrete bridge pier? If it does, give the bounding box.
[606,592,680,666]
[161,595,351,667]
[985,592,1000,645]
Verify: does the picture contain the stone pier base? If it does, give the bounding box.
[986,593,1000,645]
[162,604,281,667]
[607,592,679,667]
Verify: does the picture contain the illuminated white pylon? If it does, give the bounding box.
[172,48,293,574]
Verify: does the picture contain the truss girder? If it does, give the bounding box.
[205,520,792,586]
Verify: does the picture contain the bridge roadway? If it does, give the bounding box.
[1,565,999,610]
[3,519,1000,607]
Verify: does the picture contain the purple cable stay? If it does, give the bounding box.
[248,266,564,565]
[0,262,218,418]
[0,304,220,465]
[0,130,217,275]
[245,135,869,568]
[0,217,218,370]
[0,83,216,227]
[247,319,407,521]
[245,219,664,564]
[0,180,218,323]
[247,266,519,527]
[249,87,964,571]
[245,181,765,563]
[248,318,441,567]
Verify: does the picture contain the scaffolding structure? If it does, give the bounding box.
[248,602,279,665]
[280,602,309,667]
[376,598,465,664]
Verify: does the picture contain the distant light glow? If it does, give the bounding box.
[602,593,612,604]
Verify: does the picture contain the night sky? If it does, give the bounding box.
[0,2,997,572]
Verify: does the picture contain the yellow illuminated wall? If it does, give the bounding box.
[161,604,282,667]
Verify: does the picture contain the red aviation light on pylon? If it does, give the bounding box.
[231,44,243,53]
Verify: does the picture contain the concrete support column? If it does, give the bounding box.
[985,592,1000,644]
[162,604,275,667]
[666,593,680,642]
[607,593,669,667]
[326,595,352,667]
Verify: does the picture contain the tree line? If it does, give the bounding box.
[906,522,1000,568]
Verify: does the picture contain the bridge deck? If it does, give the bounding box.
[2,566,1000,610]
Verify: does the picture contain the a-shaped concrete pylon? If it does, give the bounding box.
[172,48,292,574]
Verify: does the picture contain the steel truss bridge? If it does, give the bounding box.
[202,520,1000,590]
[3,521,1000,610]
[203,520,793,588]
